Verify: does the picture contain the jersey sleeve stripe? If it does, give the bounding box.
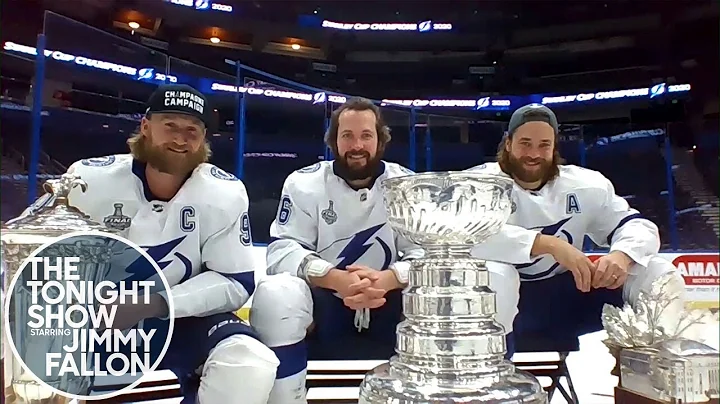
[268,236,314,251]
[606,213,644,245]
[219,270,256,296]
[518,262,561,280]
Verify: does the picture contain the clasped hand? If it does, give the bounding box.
[553,242,633,293]
[333,265,400,310]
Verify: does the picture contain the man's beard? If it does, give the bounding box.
[506,153,554,184]
[137,138,206,176]
[335,150,383,181]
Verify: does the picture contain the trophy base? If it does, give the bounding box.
[359,362,548,403]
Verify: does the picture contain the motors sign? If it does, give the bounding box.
[587,252,719,309]
[672,254,719,286]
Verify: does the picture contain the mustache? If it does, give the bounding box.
[344,151,370,159]
[165,144,189,152]
[519,157,546,164]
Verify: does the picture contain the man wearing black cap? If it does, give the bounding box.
[469,103,685,349]
[22,84,279,403]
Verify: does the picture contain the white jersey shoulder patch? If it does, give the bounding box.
[68,154,133,193]
[465,162,506,176]
[383,161,414,178]
[556,165,610,193]
[283,161,333,195]
[181,164,249,217]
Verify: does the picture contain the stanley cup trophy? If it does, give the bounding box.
[2,174,116,404]
[359,172,547,403]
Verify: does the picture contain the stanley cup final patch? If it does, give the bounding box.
[321,200,338,225]
[104,203,132,231]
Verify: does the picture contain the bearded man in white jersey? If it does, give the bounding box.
[249,98,549,404]
[469,104,686,349]
[19,84,279,403]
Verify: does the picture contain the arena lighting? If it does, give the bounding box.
[321,19,452,32]
[210,37,221,44]
[128,22,140,29]
[291,44,301,50]
[2,41,692,111]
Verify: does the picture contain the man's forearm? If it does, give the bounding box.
[159,271,250,318]
[530,234,562,258]
[308,268,344,290]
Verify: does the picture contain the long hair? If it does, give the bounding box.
[126,131,212,163]
[324,97,392,156]
[496,135,565,182]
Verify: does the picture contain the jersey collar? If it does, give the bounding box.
[332,160,386,190]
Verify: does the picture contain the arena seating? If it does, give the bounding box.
[1,101,718,249]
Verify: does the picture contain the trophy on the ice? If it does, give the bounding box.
[359,172,547,403]
[2,174,116,404]
[602,273,720,403]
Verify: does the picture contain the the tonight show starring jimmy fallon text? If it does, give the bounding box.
[25,256,156,377]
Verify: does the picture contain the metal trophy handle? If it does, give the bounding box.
[359,171,547,403]
[42,174,88,208]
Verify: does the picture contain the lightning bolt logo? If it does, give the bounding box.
[336,224,392,269]
[516,217,573,280]
[124,236,192,284]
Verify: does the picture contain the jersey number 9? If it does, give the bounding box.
[240,212,252,246]
[278,195,292,225]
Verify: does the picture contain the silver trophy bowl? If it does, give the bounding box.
[2,174,117,404]
[358,172,547,403]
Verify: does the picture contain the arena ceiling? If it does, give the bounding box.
[2,0,718,100]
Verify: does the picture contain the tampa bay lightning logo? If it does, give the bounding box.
[313,92,326,104]
[476,97,490,110]
[297,162,321,173]
[195,0,209,10]
[210,166,238,181]
[137,68,155,81]
[124,236,192,285]
[82,156,116,167]
[650,83,666,98]
[332,224,393,270]
[418,20,433,32]
[516,217,573,280]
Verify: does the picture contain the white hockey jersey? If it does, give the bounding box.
[467,162,660,281]
[32,154,256,318]
[266,161,423,280]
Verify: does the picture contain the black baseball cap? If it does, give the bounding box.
[145,84,211,128]
[507,103,559,136]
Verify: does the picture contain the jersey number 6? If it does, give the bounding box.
[278,195,293,225]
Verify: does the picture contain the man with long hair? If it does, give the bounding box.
[248,97,418,404]
[468,103,686,349]
[22,84,279,403]
[250,97,541,404]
